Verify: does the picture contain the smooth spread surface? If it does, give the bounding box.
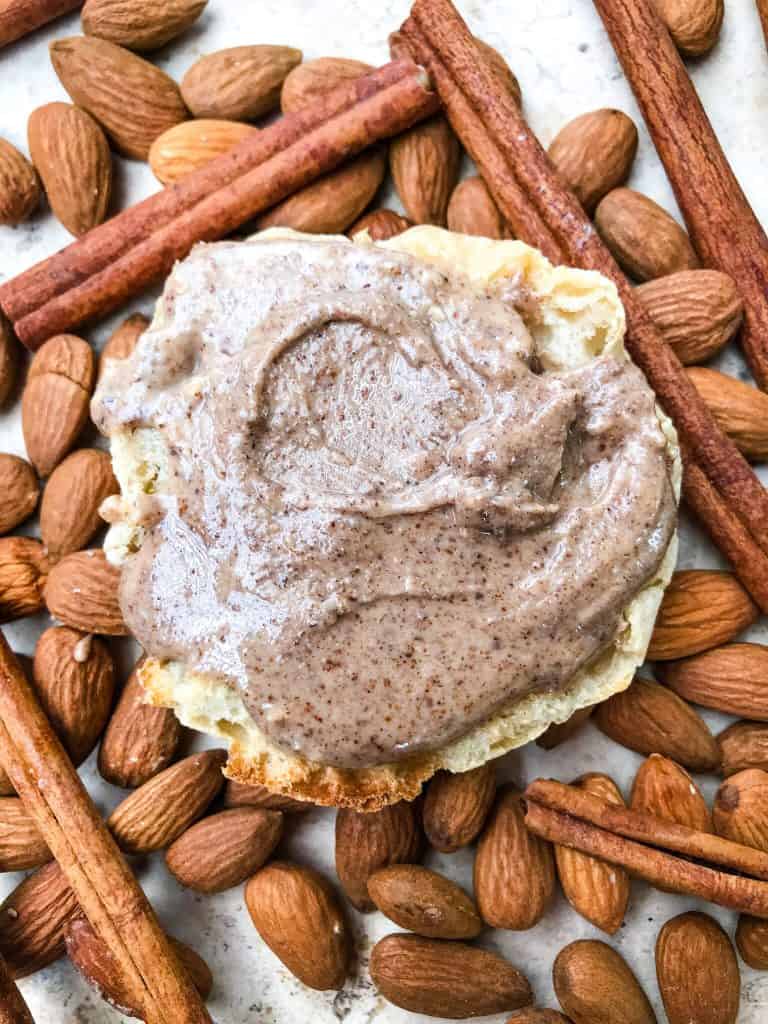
[93,235,675,770]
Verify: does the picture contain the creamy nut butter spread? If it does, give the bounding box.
[93,234,676,770]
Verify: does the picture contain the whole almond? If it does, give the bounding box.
[33,626,115,765]
[98,312,148,382]
[348,208,412,241]
[28,102,112,237]
[0,862,77,978]
[166,807,283,893]
[554,940,656,1024]
[149,119,257,186]
[537,705,594,750]
[736,914,768,969]
[636,270,743,364]
[423,764,496,853]
[555,773,629,934]
[367,864,482,939]
[99,660,183,787]
[648,569,757,661]
[245,861,349,990]
[370,933,532,1018]
[82,0,207,52]
[506,1013,572,1024]
[183,45,302,121]
[659,642,768,720]
[475,38,523,106]
[474,784,555,930]
[223,779,311,813]
[50,36,188,160]
[654,0,724,56]
[0,317,19,406]
[107,748,226,854]
[44,548,126,635]
[594,676,719,772]
[0,798,50,871]
[713,768,768,851]
[548,109,638,213]
[0,137,40,226]
[390,116,461,226]
[718,721,768,778]
[687,366,768,462]
[631,754,712,832]
[0,455,39,535]
[447,176,510,239]
[0,537,48,622]
[656,912,739,1024]
[40,449,118,560]
[335,800,422,911]
[281,56,372,113]
[595,187,700,281]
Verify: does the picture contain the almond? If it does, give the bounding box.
[44,548,126,635]
[28,102,112,237]
[447,176,511,239]
[40,449,118,560]
[736,914,768,969]
[0,798,50,871]
[659,642,768,720]
[149,119,257,186]
[656,912,739,1024]
[82,0,207,52]
[654,0,724,56]
[22,333,95,478]
[367,864,482,940]
[390,115,461,226]
[595,187,700,281]
[475,38,523,106]
[713,768,768,851]
[98,659,183,788]
[335,799,422,911]
[107,748,226,854]
[474,784,556,930]
[687,366,768,462]
[0,137,40,226]
[223,779,311,813]
[0,316,19,406]
[422,763,496,853]
[536,705,594,750]
[245,861,349,990]
[0,455,39,535]
[636,269,743,364]
[506,1012,572,1024]
[183,45,302,121]
[50,36,188,160]
[718,721,768,778]
[553,940,656,1024]
[554,773,629,934]
[594,676,719,772]
[548,109,638,213]
[98,312,148,382]
[631,754,712,831]
[0,862,77,978]
[369,933,532,1018]
[166,807,283,893]
[281,56,372,114]
[348,207,412,241]
[0,537,48,622]
[33,625,115,766]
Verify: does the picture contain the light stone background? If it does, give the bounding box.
[1,0,768,1021]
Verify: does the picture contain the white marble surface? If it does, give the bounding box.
[1,1,768,1021]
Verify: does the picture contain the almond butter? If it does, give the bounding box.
[0,455,39,535]
[245,861,349,990]
[44,548,126,635]
[713,768,768,851]
[0,862,77,978]
[554,773,629,934]
[447,176,511,238]
[595,187,700,281]
[553,940,656,1024]
[50,36,188,160]
[474,784,555,930]
[687,366,768,462]
[631,753,712,832]
[656,912,739,1024]
[736,913,768,969]
[654,0,724,56]
[281,56,372,114]
[348,207,412,241]
[718,721,768,778]
[423,764,496,853]
[0,137,40,226]
[0,316,19,406]
[28,102,112,237]
[98,312,148,382]
[370,933,532,1018]
[183,45,303,121]
[40,449,118,560]
[659,642,768,720]
[390,115,461,226]
[548,109,638,213]
[335,799,422,911]
[594,676,720,772]
[367,864,482,940]
[536,705,594,750]
[0,537,48,622]
[107,748,226,854]
[82,0,207,52]
[0,798,50,871]
[223,779,311,813]
[475,38,522,106]
[149,119,257,186]
[636,270,743,364]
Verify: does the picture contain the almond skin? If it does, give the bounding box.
[390,115,461,226]
[447,176,511,239]
[82,0,207,52]
[367,864,482,939]
[475,38,522,106]
[656,912,739,1024]
[423,764,496,853]
[50,36,188,160]
[594,676,720,772]
[0,137,40,226]
[548,109,638,213]
[223,779,311,813]
[654,0,724,56]
[0,317,19,406]
[713,768,768,851]
[659,642,768,720]
[281,56,372,113]
[718,721,768,778]
[506,1013,572,1024]
[44,548,127,635]
[245,861,349,991]
[370,933,532,1018]
[98,312,148,382]
[149,119,257,186]
[28,102,112,236]
[0,454,39,535]
[166,807,283,893]
[0,537,48,622]
[631,753,713,832]
[736,914,768,969]
[595,187,700,281]
[183,45,302,121]
[687,366,768,462]
[0,798,50,871]
[348,208,412,241]
[40,448,118,560]
[553,940,656,1024]
[0,862,77,978]
[536,705,594,750]
[335,800,422,911]
[474,784,555,930]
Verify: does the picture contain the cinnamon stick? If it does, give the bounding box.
[0,956,33,1024]
[593,0,768,390]
[0,633,211,1024]
[0,0,79,48]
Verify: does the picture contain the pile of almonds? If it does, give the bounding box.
[0,0,766,1021]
